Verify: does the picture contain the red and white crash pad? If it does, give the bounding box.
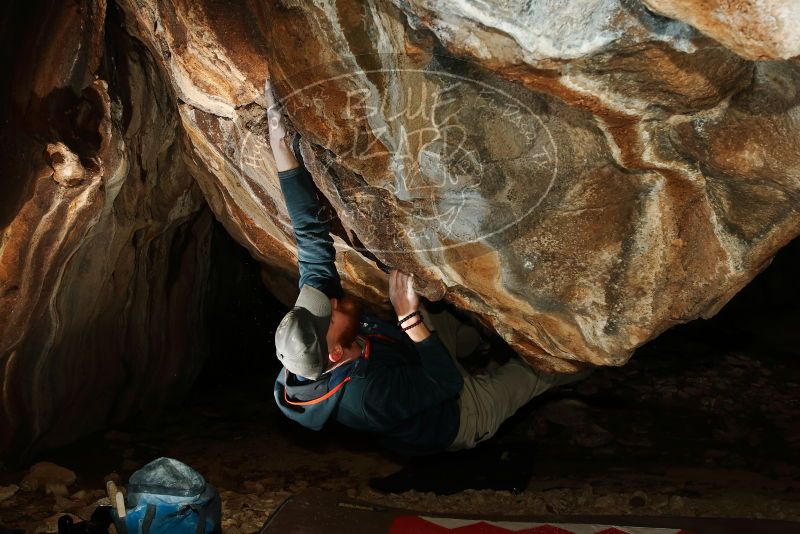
[390,516,692,534]
[260,490,800,534]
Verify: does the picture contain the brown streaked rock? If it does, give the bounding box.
[0,0,211,459]
[643,0,800,60]
[115,0,799,370]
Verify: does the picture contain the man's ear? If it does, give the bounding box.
[329,345,343,363]
[330,297,339,310]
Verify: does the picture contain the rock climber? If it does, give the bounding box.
[265,78,588,455]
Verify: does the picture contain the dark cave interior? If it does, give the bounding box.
[2,1,799,532]
[2,223,799,531]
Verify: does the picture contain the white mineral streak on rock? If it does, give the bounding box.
[30,176,105,433]
[429,0,624,59]
[560,69,648,116]
[1,0,212,459]
[180,111,276,252]
[168,57,236,118]
[675,101,746,278]
[396,0,696,64]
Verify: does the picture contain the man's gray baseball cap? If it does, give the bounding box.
[275,285,331,380]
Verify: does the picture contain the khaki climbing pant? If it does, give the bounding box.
[420,306,589,451]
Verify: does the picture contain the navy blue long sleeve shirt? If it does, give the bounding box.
[274,165,463,454]
[278,166,343,299]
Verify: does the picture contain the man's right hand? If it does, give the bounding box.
[389,270,419,317]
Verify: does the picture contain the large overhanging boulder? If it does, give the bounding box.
[1,0,798,457]
[116,0,800,369]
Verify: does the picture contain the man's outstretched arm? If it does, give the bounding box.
[266,78,342,298]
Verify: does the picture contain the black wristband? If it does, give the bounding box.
[402,318,424,332]
[397,310,421,326]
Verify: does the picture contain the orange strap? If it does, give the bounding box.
[283,333,394,406]
[283,375,352,406]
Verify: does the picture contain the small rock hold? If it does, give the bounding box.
[0,484,19,502]
[46,142,86,187]
[20,462,77,493]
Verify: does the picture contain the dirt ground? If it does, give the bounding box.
[2,313,799,533]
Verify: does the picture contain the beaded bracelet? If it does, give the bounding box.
[397,310,421,326]
[402,318,424,332]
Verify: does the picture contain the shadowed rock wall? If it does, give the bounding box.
[0,1,211,459]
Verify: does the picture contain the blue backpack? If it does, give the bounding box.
[112,458,221,534]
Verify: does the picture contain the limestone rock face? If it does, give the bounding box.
[643,0,800,60]
[114,0,799,370]
[2,0,799,456]
[0,1,211,458]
